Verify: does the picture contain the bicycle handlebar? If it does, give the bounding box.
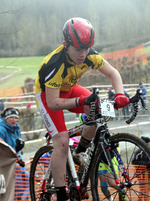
[126,88,147,124]
[85,88,147,125]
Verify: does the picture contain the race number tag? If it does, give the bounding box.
[101,101,115,117]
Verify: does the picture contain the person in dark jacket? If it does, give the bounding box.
[107,88,115,101]
[139,83,147,100]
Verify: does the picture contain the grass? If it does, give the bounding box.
[0,56,44,89]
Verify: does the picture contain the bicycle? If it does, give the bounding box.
[30,87,150,201]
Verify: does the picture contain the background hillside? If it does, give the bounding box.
[0,0,150,57]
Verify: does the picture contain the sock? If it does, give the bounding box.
[75,136,91,153]
[55,186,68,201]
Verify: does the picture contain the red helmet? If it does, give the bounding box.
[63,17,95,49]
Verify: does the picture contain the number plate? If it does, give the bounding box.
[101,101,115,117]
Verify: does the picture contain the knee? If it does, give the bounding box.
[59,139,69,156]
[101,181,109,194]
[53,133,69,157]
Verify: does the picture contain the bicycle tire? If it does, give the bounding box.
[30,145,56,201]
[90,133,150,201]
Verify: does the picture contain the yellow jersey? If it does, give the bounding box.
[35,45,104,93]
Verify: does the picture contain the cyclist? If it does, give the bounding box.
[35,17,129,201]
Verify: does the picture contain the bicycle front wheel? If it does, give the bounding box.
[90,133,150,201]
[30,145,56,201]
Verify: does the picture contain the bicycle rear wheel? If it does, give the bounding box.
[30,145,56,201]
[90,133,150,201]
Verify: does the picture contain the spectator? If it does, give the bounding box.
[0,107,24,161]
[0,107,29,200]
[26,103,33,130]
[27,103,31,108]
[107,88,115,101]
[122,88,130,119]
[139,83,147,100]
[107,88,121,121]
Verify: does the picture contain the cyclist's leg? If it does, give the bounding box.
[69,85,96,154]
[51,131,69,186]
[36,91,69,200]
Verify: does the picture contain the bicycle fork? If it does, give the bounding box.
[113,148,132,186]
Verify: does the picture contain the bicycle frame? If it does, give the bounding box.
[41,114,133,197]
[67,117,134,193]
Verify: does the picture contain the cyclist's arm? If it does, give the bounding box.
[46,87,77,110]
[98,60,124,94]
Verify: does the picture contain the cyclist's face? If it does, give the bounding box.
[6,116,19,126]
[64,42,89,64]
